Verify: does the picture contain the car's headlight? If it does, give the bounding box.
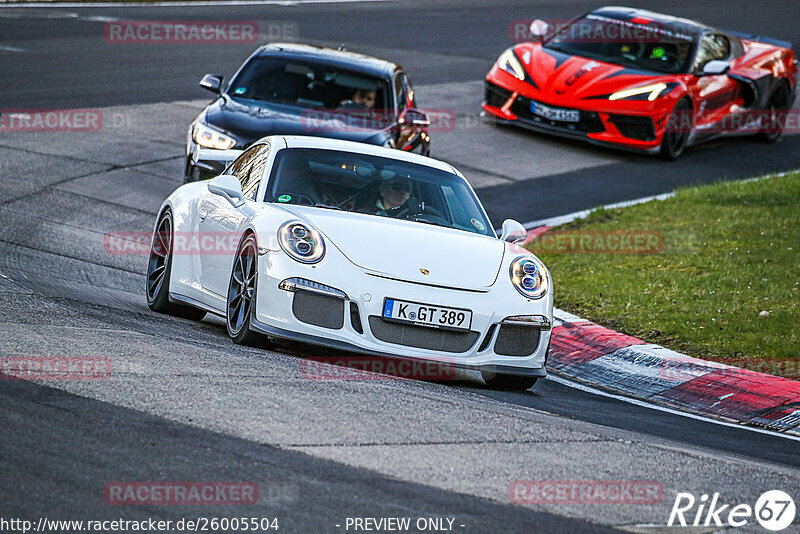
[192,122,237,150]
[510,256,548,299]
[278,221,325,264]
[609,83,669,102]
[497,49,526,81]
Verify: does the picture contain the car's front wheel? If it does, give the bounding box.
[481,371,538,391]
[226,233,271,347]
[660,98,692,160]
[146,209,207,320]
[757,82,791,143]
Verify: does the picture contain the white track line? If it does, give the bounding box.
[1,0,395,8]
[522,192,674,229]
[521,170,791,230]
[547,374,800,442]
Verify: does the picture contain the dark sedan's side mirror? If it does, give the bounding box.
[399,108,430,127]
[200,74,224,94]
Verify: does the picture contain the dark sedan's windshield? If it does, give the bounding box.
[545,15,696,74]
[227,57,392,111]
[266,148,494,237]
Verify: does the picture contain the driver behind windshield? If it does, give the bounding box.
[341,89,377,109]
[375,178,416,217]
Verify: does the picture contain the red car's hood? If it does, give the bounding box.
[518,44,671,101]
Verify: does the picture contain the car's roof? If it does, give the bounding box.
[590,6,711,40]
[254,43,400,79]
[268,135,457,174]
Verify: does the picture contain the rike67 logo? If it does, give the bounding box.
[668,490,796,531]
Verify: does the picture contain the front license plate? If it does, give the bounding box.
[531,101,580,122]
[382,298,472,332]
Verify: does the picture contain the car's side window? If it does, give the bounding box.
[402,74,416,109]
[229,145,259,185]
[694,33,731,72]
[394,73,407,114]
[242,143,270,200]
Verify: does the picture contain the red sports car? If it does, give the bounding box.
[483,7,797,159]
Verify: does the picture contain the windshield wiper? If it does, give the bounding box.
[410,218,449,229]
[313,203,342,211]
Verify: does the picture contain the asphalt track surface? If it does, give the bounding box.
[1,1,800,532]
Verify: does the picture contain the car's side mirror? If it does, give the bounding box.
[500,219,527,244]
[700,60,730,76]
[200,73,224,94]
[529,19,553,42]
[399,108,430,127]
[208,175,245,207]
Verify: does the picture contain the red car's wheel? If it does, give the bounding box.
[660,98,692,160]
[758,82,792,143]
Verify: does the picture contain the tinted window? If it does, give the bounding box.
[545,14,696,74]
[243,144,269,200]
[693,34,730,71]
[394,73,407,113]
[228,57,391,111]
[229,145,260,184]
[266,148,494,237]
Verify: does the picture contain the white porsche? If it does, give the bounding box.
[147,136,553,390]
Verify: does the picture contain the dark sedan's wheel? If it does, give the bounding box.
[481,371,538,391]
[226,233,269,346]
[757,83,791,143]
[660,98,692,160]
[146,210,207,320]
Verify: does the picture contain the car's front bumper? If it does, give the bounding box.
[252,249,551,377]
[482,78,668,154]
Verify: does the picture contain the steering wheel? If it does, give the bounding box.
[337,101,369,111]
[394,202,447,224]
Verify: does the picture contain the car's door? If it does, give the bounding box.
[691,33,741,128]
[198,143,269,296]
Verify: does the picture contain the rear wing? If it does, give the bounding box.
[191,146,243,173]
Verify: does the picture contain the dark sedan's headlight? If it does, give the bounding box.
[509,256,548,299]
[192,122,236,150]
[278,221,325,264]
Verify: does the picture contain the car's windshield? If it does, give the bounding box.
[227,57,392,112]
[265,148,494,237]
[545,14,696,74]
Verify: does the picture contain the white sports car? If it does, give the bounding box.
[147,136,552,390]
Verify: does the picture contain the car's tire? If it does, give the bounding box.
[226,232,271,347]
[481,371,538,391]
[757,82,791,143]
[659,98,692,160]
[146,209,207,320]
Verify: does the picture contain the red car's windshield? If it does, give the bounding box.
[545,14,696,74]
